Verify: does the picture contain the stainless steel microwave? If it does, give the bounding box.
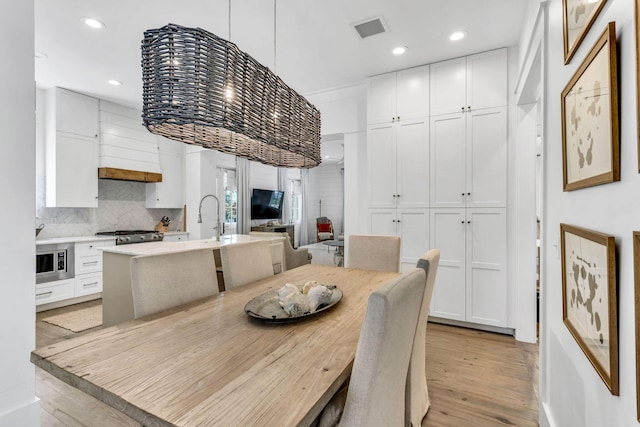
[36,243,74,284]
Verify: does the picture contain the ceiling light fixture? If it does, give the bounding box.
[82,17,106,30]
[392,46,408,55]
[449,31,466,41]
[141,2,321,169]
[108,80,122,86]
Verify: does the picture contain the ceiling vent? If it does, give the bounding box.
[353,17,387,39]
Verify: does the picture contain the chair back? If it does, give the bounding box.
[340,268,426,427]
[406,249,441,426]
[130,248,219,318]
[220,240,274,289]
[347,234,401,272]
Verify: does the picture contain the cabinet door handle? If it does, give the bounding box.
[83,282,99,288]
[467,106,471,110]
[36,291,53,297]
[397,220,401,223]
[461,106,465,112]
[83,261,99,266]
[467,192,471,196]
[392,194,396,198]
[396,194,400,198]
[467,221,471,224]
[461,193,465,196]
[461,221,465,224]
[397,116,400,121]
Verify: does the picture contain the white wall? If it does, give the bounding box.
[0,0,39,425]
[541,0,637,425]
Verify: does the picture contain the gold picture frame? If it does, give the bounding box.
[561,223,618,395]
[562,0,608,64]
[561,22,619,192]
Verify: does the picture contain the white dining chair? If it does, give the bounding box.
[317,268,426,427]
[220,240,274,289]
[130,248,219,319]
[346,234,401,272]
[406,249,441,426]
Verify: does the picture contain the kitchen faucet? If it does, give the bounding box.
[197,194,221,241]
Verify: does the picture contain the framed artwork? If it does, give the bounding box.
[562,0,608,64]
[561,22,619,192]
[561,223,618,395]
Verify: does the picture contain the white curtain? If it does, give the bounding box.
[236,157,251,234]
[300,168,310,245]
[277,168,290,224]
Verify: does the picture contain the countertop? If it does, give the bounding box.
[36,231,189,246]
[100,234,282,256]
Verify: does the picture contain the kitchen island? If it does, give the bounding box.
[101,234,284,327]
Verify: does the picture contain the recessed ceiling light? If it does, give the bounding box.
[450,31,466,41]
[108,80,122,86]
[392,46,408,55]
[35,51,48,59]
[82,17,106,30]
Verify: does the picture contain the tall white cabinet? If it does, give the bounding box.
[367,65,430,272]
[366,48,509,330]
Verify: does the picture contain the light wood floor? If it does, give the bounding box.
[35,301,538,427]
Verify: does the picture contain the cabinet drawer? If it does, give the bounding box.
[76,254,102,274]
[75,273,102,297]
[36,279,75,305]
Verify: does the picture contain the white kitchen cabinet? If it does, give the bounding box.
[368,208,429,272]
[73,239,115,297]
[36,279,75,305]
[430,107,507,208]
[430,48,507,116]
[429,208,507,327]
[163,232,189,242]
[368,117,429,209]
[146,137,185,208]
[367,65,429,125]
[45,87,99,207]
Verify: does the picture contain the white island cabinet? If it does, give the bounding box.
[45,87,99,208]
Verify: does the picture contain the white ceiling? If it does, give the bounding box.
[35,0,528,112]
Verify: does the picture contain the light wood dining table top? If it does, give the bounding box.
[31,264,400,427]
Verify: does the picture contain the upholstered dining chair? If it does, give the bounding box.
[406,249,441,427]
[130,248,219,319]
[346,234,401,272]
[317,268,426,427]
[220,240,274,289]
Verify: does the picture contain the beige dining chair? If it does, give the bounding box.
[249,231,312,270]
[220,240,274,289]
[406,249,441,427]
[317,268,426,427]
[130,248,219,319]
[346,234,401,272]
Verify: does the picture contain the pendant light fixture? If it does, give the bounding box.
[141,1,321,168]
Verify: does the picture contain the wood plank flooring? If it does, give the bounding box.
[35,301,538,427]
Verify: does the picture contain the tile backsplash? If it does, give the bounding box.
[36,176,184,239]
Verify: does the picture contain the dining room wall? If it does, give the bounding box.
[539,0,638,425]
[0,0,40,424]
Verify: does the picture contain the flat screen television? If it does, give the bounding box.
[251,188,285,220]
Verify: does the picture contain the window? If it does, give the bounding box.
[290,179,301,222]
[223,169,237,225]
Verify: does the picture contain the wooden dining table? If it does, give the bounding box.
[31,264,400,426]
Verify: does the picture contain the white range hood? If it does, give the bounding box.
[98,100,162,182]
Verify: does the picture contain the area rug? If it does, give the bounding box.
[42,304,102,332]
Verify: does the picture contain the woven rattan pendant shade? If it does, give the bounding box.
[141,24,321,168]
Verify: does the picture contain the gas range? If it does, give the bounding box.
[95,230,164,245]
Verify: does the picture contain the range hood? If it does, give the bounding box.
[98,167,162,183]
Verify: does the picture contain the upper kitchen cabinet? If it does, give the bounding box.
[367,65,429,125]
[146,137,185,208]
[430,48,507,116]
[45,87,99,207]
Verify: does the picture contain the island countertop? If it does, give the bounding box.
[100,234,276,256]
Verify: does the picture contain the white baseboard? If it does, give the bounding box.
[0,398,40,427]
